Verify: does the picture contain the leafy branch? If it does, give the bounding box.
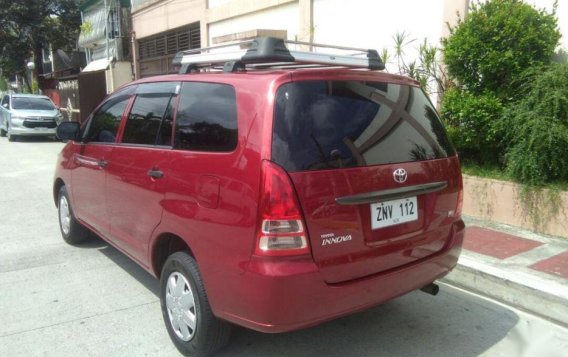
[383,31,451,97]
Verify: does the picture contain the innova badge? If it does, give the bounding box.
[393,168,407,183]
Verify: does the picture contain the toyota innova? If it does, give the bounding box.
[54,37,464,356]
[0,94,62,141]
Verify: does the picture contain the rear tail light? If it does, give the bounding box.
[255,160,310,257]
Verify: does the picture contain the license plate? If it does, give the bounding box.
[370,196,418,229]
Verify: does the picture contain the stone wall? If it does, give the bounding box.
[463,175,568,238]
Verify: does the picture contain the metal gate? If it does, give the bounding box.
[78,70,107,123]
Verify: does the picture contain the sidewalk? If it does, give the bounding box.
[442,216,568,327]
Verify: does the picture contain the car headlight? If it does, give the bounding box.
[10,116,25,127]
[10,115,26,126]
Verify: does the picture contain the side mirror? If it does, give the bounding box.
[56,121,81,141]
[2,103,8,108]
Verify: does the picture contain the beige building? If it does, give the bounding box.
[130,0,567,79]
[130,0,472,79]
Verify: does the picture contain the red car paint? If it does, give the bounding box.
[54,68,464,332]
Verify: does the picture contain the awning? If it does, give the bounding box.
[82,58,110,72]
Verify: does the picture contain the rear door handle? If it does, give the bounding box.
[147,169,164,179]
[98,160,108,168]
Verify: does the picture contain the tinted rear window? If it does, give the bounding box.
[272,81,455,172]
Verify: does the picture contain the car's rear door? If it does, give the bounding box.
[105,82,178,264]
[272,79,462,284]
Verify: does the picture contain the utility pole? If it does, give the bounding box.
[104,0,114,93]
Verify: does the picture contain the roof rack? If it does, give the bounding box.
[173,37,385,73]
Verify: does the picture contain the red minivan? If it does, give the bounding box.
[54,38,464,356]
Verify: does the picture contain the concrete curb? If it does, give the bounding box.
[442,255,568,328]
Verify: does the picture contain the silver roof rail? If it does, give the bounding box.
[173,37,385,73]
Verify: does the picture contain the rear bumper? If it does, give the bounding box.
[215,219,465,333]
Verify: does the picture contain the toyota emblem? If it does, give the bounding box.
[393,168,407,183]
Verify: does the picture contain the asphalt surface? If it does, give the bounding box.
[1,137,568,357]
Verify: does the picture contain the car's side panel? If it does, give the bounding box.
[71,144,113,235]
[106,146,171,263]
[62,86,135,245]
[53,142,78,204]
[56,141,157,273]
[151,76,277,315]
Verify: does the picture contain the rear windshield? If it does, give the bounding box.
[272,81,455,172]
[12,97,55,111]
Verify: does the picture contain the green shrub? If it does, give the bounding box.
[442,0,560,100]
[504,64,568,184]
[440,88,504,164]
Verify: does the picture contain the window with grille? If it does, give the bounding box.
[138,23,200,61]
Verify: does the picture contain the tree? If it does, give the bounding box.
[0,0,81,92]
[440,0,561,166]
[442,0,560,100]
[502,63,568,184]
[0,76,8,91]
[440,88,504,163]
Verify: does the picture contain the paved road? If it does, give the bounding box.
[1,137,567,357]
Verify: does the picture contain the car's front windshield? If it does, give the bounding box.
[12,97,56,110]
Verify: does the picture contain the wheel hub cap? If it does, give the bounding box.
[165,272,197,341]
[59,196,71,235]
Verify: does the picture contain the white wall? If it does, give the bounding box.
[208,2,300,43]
[133,0,204,39]
[105,62,133,94]
[208,0,232,8]
[207,0,566,70]
[313,0,445,70]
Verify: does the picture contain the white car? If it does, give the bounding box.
[0,94,63,141]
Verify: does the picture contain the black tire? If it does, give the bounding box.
[0,128,6,137]
[57,185,90,245]
[7,132,17,142]
[160,252,231,357]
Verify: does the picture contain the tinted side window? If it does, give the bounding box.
[157,98,175,146]
[123,94,175,145]
[85,89,133,143]
[174,82,237,152]
[122,82,178,146]
[272,81,455,172]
